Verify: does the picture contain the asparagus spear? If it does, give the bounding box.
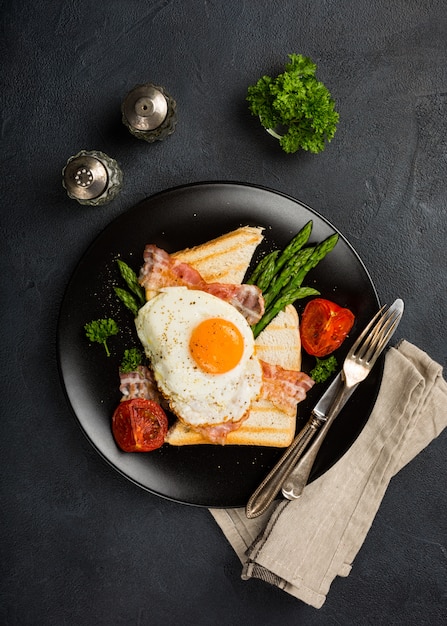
[116,259,145,306]
[114,287,140,316]
[252,286,320,338]
[272,220,313,275]
[281,232,339,294]
[247,250,280,292]
[268,233,338,313]
[262,246,314,309]
[247,221,312,292]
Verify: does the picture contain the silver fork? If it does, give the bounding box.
[281,298,404,500]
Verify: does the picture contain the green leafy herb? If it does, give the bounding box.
[114,259,146,316]
[84,318,119,357]
[310,355,338,383]
[120,347,143,373]
[247,53,339,154]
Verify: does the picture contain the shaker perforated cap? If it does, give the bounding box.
[63,154,109,200]
[62,150,123,206]
[122,84,168,131]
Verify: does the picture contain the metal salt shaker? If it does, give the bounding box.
[121,83,177,142]
[62,150,123,206]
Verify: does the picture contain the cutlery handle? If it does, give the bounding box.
[281,385,352,499]
[245,416,321,518]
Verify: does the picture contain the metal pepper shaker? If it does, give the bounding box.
[62,150,123,206]
[121,83,177,142]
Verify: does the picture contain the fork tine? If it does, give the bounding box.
[361,307,396,361]
[348,304,386,356]
[352,302,402,365]
[367,311,401,364]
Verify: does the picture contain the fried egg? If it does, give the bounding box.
[135,287,262,427]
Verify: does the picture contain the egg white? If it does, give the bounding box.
[135,287,262,426]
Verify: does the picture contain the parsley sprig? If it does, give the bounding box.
[84,318,119,357]
[120,347,143,373]
[247,53,339,154]
[310,355,338,383]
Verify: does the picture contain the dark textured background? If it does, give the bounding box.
[1,1,446,624]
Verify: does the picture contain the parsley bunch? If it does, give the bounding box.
[247,54,339,154]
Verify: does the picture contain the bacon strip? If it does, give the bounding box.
[138,244,264,324]
[259,361,315,415]
[193,416,249,445]
[205,283,264,325]
[119,365,167,407]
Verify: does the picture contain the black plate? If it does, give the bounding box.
[57,182,382,508]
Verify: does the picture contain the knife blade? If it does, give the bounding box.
[312,371,351,419]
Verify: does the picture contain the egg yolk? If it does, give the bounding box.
[189,318,245,374]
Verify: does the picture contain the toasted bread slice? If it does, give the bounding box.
[165,304,301,447]
[172,225,264,285]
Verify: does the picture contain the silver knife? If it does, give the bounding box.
[245,299,404,518]
[281,298,404,500]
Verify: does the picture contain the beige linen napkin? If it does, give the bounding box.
[210,340,447,608]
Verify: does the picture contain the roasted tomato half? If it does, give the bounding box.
[112,398,168,452]
[300,298,355,357]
